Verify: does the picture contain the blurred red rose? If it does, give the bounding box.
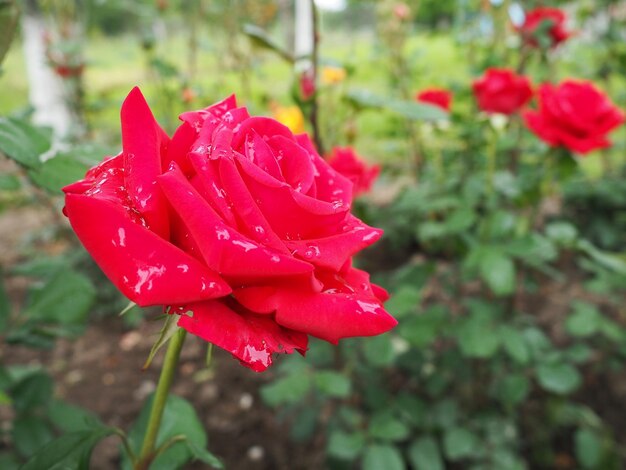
[523,80,625,154]
[63,88,396,371]
[472,68,533,115]
[299,70,315,100]
[416,88,452,112]
[327,147,380,198]
[519,7,571,48]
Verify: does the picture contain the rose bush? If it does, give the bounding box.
[519,7,571,48]
[472,68,533,115]
[523,80,625,154]
[415,87,452,112]
[327,147,380,198]
[62,88,396,371]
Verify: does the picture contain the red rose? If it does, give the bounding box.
[472,68,533,115]
[299,70,316,101]
[523,80,625,154]
[415,88,452,112]
[519,7,571,48]
[63,88,396,371]
[327,147,380,198]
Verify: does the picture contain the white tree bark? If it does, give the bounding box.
[294,0,313,72]
[21,13,71,138]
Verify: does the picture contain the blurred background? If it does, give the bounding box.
[1,0,626,469]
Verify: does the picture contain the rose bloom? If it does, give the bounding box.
[63,88,396,371]
[519,7,571,48]
[472,68,533,115]
[272,104,305,134]
[327,147,380,198]
[523,80,625,154]
[299,70,315,100]
[415,88,452,112]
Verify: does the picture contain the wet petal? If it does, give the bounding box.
[285,223,383,271]
[176,299,308,372]
[268,135,315,193]
[158,165,314,281]
[275,291,397,344]
[121,87,170,239]
[64,194,230,306]
[165,121,197,176]
[219,156,289,252]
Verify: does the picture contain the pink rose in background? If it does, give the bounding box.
[327,147,380,198]
[523,80,625,154]
[519,7,571,48]
[63,88,396,372]
[472,68,533,115]
[415,88,452,112]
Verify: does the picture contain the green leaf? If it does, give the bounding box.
[345,89,448,121]
[408,436,444,470]
[577,240,626,275]
[384,286,420,318]
[399,305,447,348]
[10,372,53,413]
[494,374,529,407]
[345,89,388,108]
[25,270,96,325]
[48,400,103,433]
[363,334,395,367]
[500,326,530,364]
[443,427,479,461]
[314,371,351,398]
[457,315,500,358]
[546,221,578,246]
[21,427,115,470]
[27,147,101,193]
[387,99,449,121]
[123,394,212,470]
[143,316,181,370]
[575,428,602,469]
[327,430,365,460]
[260,372,312,407]
[243,23,294,63]
[362,444,405,470]
[0,117,51,168]
[185,439,223,468]
[478,248,515,296]
[565,302,601,338]
[431,400,458,429]
[0,173,20,190]
[0,451,19,470]
[12,415,55,459]
[368,412,410,442]
[536,363,582,395]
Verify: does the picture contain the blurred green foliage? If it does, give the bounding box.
[1,0,626,468]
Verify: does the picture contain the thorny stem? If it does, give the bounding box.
[134,328,187,470]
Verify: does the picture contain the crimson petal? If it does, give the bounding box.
[65,194,230,306]
[121,87,170,239]
[176,299,308,372]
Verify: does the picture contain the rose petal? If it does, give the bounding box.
[120,87,170,239]
[219,156,289,252]
[158,164,314,281]
[65,194,230,306]
[176,299,308,372]
[275,290,397,344]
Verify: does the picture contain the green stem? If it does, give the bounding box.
[134,328,187,470]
